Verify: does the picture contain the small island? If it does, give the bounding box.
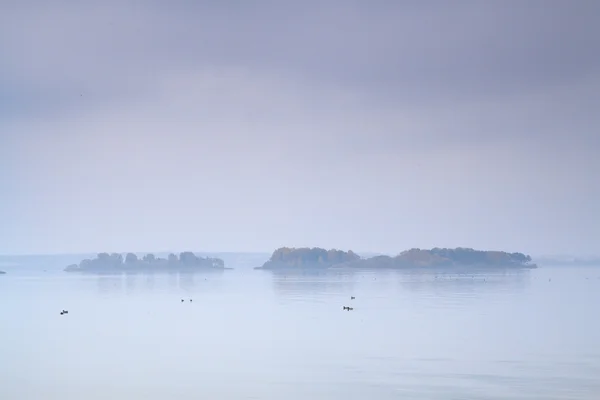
[342,247,537,269]
[256,247,537,270]
[0,270,5,274]
[255,247,360,270]
[65,252,226,273]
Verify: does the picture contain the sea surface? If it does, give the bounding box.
[1,254,599,399]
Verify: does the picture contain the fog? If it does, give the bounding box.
[1,1,599,255]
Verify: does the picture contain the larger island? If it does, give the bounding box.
[257,247,361,270]
[65,252,225,273]
[256,247,537,270]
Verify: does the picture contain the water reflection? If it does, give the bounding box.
[97,274,123,295]
[265,267,532,303]
[178,272,198,292]
[143,274,155,291]
[266,270,359,301]
[125,273,136,294]
[397,268,532,293]
[94,270,227,295]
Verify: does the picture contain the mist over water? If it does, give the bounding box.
[1,255,599,399]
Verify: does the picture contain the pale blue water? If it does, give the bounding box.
[1,255,599,399]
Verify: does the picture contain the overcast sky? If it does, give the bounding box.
[1,1,599,256]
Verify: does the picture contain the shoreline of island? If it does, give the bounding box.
[255,247,537,270]
[64,252,228,273]
[61,246,538,273]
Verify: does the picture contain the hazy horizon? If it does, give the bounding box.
[1,249,599,263]
[1,1,599,256]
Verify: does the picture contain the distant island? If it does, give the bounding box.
[342,247,537,269]
[65,252,226,273]
[0,270,5,274]
[256,247,360,270]
[256,247,537,270]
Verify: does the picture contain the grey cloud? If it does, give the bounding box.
[2,1,599,110]
[1,0,599,255]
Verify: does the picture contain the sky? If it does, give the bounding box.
[1,1,599,256]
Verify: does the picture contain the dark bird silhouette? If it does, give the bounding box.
[351,296,355,300]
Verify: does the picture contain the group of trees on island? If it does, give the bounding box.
[63,246,537,273]
[65,252,225,272]
[344,247,535,269]
[259,247,361,269]
[256,247,536,270]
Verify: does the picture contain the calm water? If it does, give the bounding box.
[1,255,599,399]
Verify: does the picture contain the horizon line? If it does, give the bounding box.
[1,250,598,259]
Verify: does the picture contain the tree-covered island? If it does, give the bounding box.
[256,247,537,270]
[65,252,225,273]
[256,247,360,270]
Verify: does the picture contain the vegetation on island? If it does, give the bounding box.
[65,252,225,272]
[257,247,536,270]
[341,248,536,269]
[256,247,360,270]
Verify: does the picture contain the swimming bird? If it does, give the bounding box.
[351,296,355,300]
